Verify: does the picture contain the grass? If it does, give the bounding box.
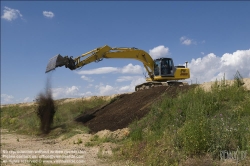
[1,74,249,165]
[0,97,108,138]
[73,138,83,145]
[114,76,250,165]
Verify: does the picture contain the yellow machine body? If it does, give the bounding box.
[45,45,190,91]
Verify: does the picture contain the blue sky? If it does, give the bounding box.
[1,1,250,104]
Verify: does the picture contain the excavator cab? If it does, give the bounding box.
[154,58,175,77]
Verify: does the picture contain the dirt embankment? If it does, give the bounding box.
[75,85,194,133]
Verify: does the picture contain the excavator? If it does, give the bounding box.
[45,45,190,91]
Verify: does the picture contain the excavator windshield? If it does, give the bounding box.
[154,58,174,76]
[154,59,160,76]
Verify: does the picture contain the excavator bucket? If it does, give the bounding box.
[45,54,66,73]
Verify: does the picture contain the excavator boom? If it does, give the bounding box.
[45,45,155,79]
[45,45,190,91]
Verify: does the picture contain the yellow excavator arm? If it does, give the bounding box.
[75,45,155,79]
[46,45,155,79]
[45,45,190,90]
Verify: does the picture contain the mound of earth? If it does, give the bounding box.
[75,85,194,133]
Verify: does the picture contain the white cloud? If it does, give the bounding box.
[1,6,23,21]
[79,91,93,97]
[1,94,34,105]
[116,76,134,82]
[77,67,118,75]
[52,86,80,99]
[86,84,93,88]
[121,64,143,74]
[1,94,14,104]
[180,36,195,46]
[119,86,130,92]
[187,49,250,84]
[149,45,170,59]
[23,97,30,102]
[43,11,54,18]
[118,76,145,92]
[66,86,79,95]
[116,76,143,82]
[94,75,145,96]
[81,75,94,82]
[51,85,98,99]
[77,63,143,75]
[97,84,117,96]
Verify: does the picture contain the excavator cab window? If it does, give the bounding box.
[154,60,160,76]
[161,58,173,76]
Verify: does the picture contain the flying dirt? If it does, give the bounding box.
[36,79,56,134]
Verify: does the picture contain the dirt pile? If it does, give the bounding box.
[76,85,194,133]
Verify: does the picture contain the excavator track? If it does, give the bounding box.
[135,81,188,91]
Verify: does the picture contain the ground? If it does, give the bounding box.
[1,128,119,166]
[76,85,193,133]
[1,78,250,166]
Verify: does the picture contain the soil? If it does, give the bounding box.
[75,85,194,133]
[36,90,55,134]
[0,129,116,166]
